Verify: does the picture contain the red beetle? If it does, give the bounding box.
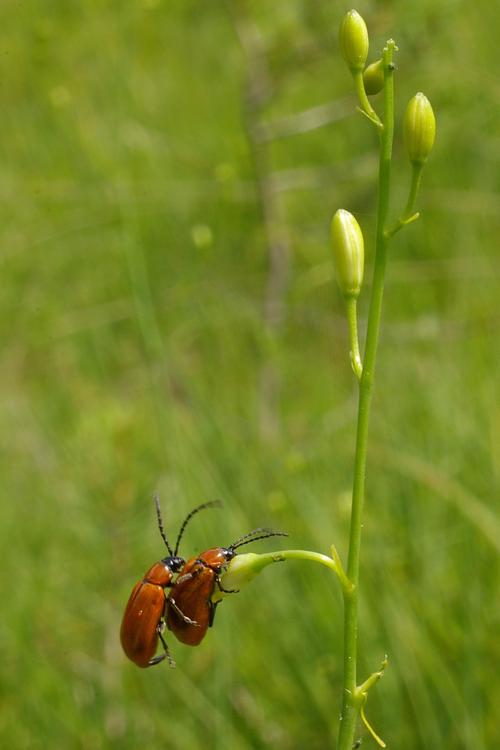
[120,496,219,667]
[166,527,288,646]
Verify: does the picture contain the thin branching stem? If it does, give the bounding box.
[337,41,397,750]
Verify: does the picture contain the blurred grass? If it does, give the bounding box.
[0,0,498,748]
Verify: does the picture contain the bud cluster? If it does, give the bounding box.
[333,10,437,375]
[339,9,436,156]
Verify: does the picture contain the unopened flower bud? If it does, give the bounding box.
[212,553,276,604]
[330,209,364,298]
[404,93,436,165]
[339,10,369,73]
[363,59,384,95]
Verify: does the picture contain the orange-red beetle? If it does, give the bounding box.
[120,496,219,667]
[166,528,288,646]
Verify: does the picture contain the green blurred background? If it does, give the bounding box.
[1,0,498,748]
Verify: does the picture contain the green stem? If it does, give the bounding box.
[404,162,423,216]
[352,70,382,128]
[337,40,397,750]
[386,161,423,237]
[345,296,362,380]
[258,549,353,594]
[214,549,354,605]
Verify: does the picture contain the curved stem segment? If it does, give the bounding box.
[386,161,423,238]
[404,162,423,218]
[352,70,382,128]
[214,548,354,605]
[271,549,353,592]
[253,549,353,594]
[345,296,362,380]
[337,40,397,750]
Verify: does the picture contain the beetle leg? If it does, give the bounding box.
[156,629,176,668]
[148,619,175,667]
[195,559,238,593]
[174,570,198,586]
[209,573,239,634]
[215,575,239,595]
[163,579,199,624]
[169,596,200,626]
[208,600,220,628]
[148,653,167,667]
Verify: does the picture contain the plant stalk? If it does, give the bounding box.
[345,296,363,380]
[337,42,396,750]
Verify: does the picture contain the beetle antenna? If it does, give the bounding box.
[229,527,288,551]
[174,500,222,556]
[154,494,174,556]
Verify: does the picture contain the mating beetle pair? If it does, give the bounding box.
[120,497,286,667]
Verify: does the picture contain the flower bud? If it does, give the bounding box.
[363,59,384,95]
[212,553,273,603]
[404,93,436,165]
[339,10,369,73]
[330,209,364,298]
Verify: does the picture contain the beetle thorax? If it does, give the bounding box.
[163,555,185,573]
[199,547,235,571]
[143,557,185,587]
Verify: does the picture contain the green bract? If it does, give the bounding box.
[363,59,384,95]
[339,10,369,73]
[330,209,364,298]
[404,93,436,165]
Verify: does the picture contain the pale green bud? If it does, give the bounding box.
[330,209,364,298]
[339,10,369,73]
[363,59,384,95]
[212,553,271,604]
[404,93,436,165]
